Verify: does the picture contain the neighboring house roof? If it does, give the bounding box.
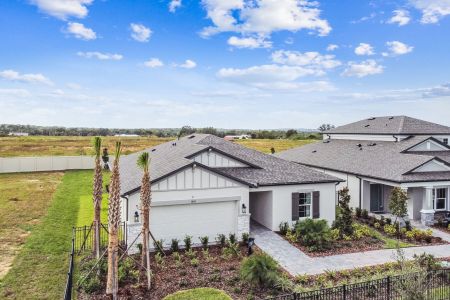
[276,136,450,183]
[120,134,341,195]
[326,116,450,135]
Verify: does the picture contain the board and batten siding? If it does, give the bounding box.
[192,150,248,168]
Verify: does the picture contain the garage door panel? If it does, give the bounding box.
[149,201,237,245]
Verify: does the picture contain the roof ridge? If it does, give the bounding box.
[397,115,406,134]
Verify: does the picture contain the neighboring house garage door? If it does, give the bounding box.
[150,199,238,245]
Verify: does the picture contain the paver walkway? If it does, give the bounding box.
[251,222,450,276]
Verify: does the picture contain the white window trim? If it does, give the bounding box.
[299,192,312,219]
[433,187,447,211]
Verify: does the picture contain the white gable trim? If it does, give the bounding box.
[412,159,450,173]
[407,139,449,152]
[152,165,244,191]
[192,149,249,167]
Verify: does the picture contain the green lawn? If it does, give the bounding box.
[163,288,232,300]
[0,170,92,300]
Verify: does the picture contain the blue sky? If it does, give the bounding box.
[1,0,450,129]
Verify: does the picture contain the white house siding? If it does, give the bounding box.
[408,188,424,220]
[192,150,248,168]
[324,134,403,142]
[408,140,448,152]
[250,183,336,231]
[249,191,273,229]
[412,160,450,172]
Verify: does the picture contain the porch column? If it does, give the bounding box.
[420,186,435,226]
[401,187,411,220]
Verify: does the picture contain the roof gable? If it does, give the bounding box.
[404,137,450,152]
[407,158,450,173]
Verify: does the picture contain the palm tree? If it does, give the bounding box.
[92,137,103,259]
[106,141,122,298]
[137,152,151,289]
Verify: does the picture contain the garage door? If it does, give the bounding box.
[150,200,238,246]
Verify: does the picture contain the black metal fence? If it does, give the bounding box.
[73,222,126,253]
[63,235,75,300]
[270,269,450,300]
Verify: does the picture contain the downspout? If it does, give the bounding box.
[356,176,362,209]
[123,195,129,222]
[334,181,340,207]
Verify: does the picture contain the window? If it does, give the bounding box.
[299,192,312,218]
[443,138,449,145]
[433,188,447,210]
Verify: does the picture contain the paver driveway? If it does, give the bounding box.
[251,222,450,276]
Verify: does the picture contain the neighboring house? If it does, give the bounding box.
[119,134,341,249]
[8,132,29,136]
[224,134,251,141]
[277,116,450,226]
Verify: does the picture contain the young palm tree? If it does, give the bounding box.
[137,152,151,289]
[106,141,122,297]
[92,137,103,259]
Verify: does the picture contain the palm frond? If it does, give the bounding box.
[114,141,122,160]
[137,152,150,172]
[92,136,102,157]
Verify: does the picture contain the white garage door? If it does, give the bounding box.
[150,200,238,246]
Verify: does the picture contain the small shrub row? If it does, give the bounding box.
[162,232,250,253]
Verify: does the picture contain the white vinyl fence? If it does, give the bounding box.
[0,156,104,173]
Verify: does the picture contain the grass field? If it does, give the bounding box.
[0,172,63,280]
[0,171,91,300]
[0,136,317,157]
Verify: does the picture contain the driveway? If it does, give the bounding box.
[251,222,450,276]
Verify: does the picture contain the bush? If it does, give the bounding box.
[185,248,196,259]
[229,233,237,244]
[184,235,192,251]
[361,209,369,219]
[295,219,332,252]
[241,232,249,244]
[384,224,397,236]
[405,220,412,231]
[190,258,199,267]
[118,257,139,283]
[223,242,240,258]
[274,275,294,292]
[171,238,180,252]
[286,229,298,243]
[78,275,102,293]
[334,187,354,238]
[199,236,209,249]
[153,239,165,254]
[279,222,290,235]
[414,253,439,271]
[355,207,362,218]
[385,218,392,225]
[240,253,279,287]
[352,223,372,240]
[216,234,227,247]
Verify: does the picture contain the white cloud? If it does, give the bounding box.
[66,22,96,40]
[0,69,53,85]
[30,0,93,20]
[130,23,152,42]
[144,58,164,68]
[351,12,377,24]
[201,0,331,45]
[67,83,82,90]
[410,0,450,24]
[77,51,123,60]
[326,44,339,51]
[354,43,375,56]
[383,41,414,56]
[169,0,182,12]
[341,60,384,78]
[178,59,197,69]
[0,88,31,98]
[227,36,272,48]
[271,50,341,70]
[387,10,411,26]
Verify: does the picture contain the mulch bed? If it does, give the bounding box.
[431,225,450,234]
[78,245,285,300]
[277,233,385,257]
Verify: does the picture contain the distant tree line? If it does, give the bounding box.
[0,124,332,140]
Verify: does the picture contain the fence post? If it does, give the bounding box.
[342,284,346,300]
[386,276,391,299]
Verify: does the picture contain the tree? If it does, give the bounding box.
[92,137,103,259]
[285,129,298,138]
[106,142,122,298]
[178,126,196,138]
[137,152,152,289]
[318,124,335,132]
[389,187,409,237]
[333,187,354,238]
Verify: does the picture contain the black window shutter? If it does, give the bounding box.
[292,192,299,221]
[313,191,320,219]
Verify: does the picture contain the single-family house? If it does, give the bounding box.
[277,116,450,225]
[119,134,341,249]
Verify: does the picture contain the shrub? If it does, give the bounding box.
[379,216,386,227]
[385,218,392,225]
[170,238,180,252]
[216,234,227,247]
[240,253,279,287]
[384,224,397,236]
[241,232,249,244]
[190,258,199,267]
[334,187,354,238]
[330,228,340,241]
[355,207,362,218]
[223,242,240,258]
[155,252,164,267]
[229,233,237,244]
[184,235,192,251]
[274,275,294,292]
[295,219,332,251]
[405,220,412,231]
[78,275,102,293]
[199,236,209,249]
[286,228,298,243]
[279,222,290,235]
[414,253,439,271]
[352,223,372,240]
[361,209,369,219]
[374,222,381,229]
[172,251,181,262]
[153,239,164,254]
[185,248,196,259]
[118,257,138,283]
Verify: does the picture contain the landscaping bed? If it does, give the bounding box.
[77,244,288,300]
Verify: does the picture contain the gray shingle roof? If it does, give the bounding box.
[326,116,450,135]
[119,134,341,195]
[276,136,450,183]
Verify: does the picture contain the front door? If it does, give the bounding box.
[370,184,383,212]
